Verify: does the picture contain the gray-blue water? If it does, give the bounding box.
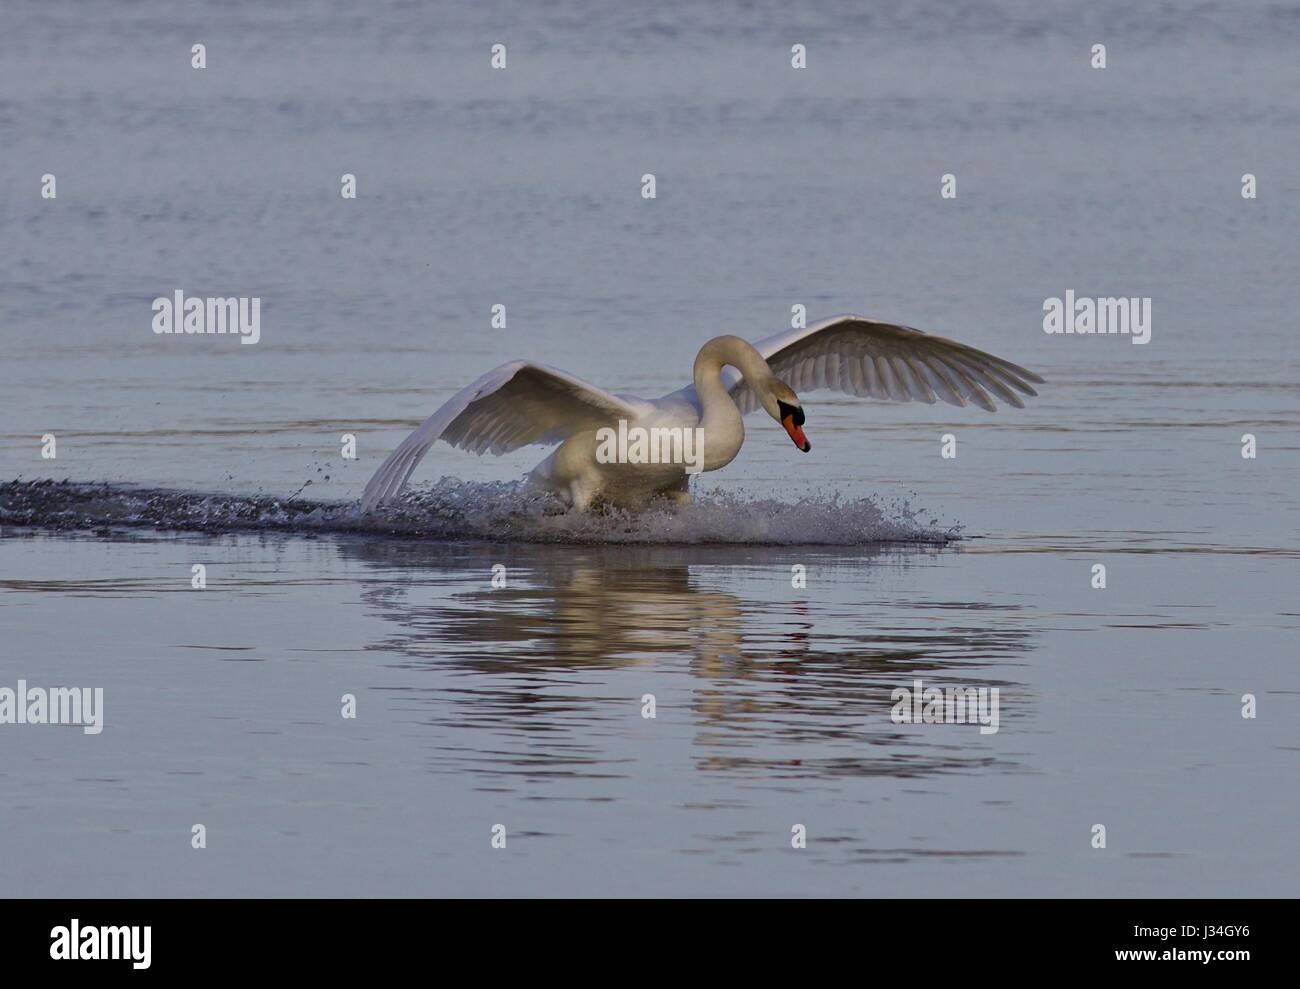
[1,0,1298,896]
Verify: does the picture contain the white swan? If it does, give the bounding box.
[360,314,1044,512]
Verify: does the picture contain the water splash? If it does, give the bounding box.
[0,478,956,546]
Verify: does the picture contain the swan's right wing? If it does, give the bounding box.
[728,314,1044,414]
[361,361,649,511]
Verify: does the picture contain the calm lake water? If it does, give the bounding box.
[1,0,1298,896]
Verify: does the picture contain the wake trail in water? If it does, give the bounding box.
[0,478,955,545]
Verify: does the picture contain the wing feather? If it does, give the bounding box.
[730,314,1043,414]
[361,361,649,511]
[901,356,938,404]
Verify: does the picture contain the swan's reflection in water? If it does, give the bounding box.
[340,540,1034,783]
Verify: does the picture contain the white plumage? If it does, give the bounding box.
[360,314,1043,513]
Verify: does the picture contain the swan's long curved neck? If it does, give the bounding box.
[693,334,774,407]
[692,335,773,471]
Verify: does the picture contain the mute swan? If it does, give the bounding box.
[360,314,1044,512]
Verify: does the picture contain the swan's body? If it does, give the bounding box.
[361,314,1044,513]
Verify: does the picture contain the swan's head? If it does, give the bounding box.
[764,379,810,453]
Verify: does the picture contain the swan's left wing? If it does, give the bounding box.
[361,360,649,511]
[728,314,1044,414]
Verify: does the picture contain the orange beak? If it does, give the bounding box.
[782,414,811,452]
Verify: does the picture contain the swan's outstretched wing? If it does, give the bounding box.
[361,361,650,511]
[728,314,1044,414]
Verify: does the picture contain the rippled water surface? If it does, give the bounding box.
[1,0,1298,896]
